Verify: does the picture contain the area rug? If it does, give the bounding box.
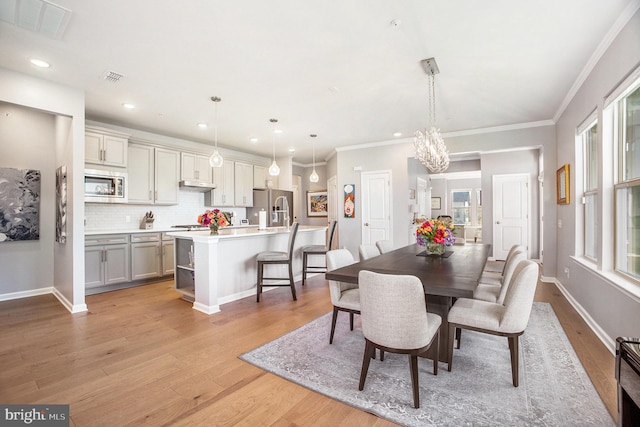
[239,303,613,426]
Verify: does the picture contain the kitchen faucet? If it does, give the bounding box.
[273,195,290,230]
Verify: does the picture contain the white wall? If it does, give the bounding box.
[0,68,86,311]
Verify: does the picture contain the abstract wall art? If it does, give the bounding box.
[0,167,41,242]
[56,165,67,244]
[344,184,355,218]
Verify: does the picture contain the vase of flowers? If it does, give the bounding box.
[416,218,455,256]
[197,209,229,235]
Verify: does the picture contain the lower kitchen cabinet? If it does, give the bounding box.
[85,234,130,289]
[131,234,162,280]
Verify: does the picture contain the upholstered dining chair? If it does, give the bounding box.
[326,249,359,344]
[301,220,338,286]
[358,270,442,408]
[474,250,527,304]
[375,240,393,254]
[447,259,539,387]
[256,222,299,302]
[358,244,380,261]
[482,244,526,276]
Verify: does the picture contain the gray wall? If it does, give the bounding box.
[293,163,328,226]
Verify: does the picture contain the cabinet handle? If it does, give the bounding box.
[149,190,152,200]
[155,190,158,200]
[195,170,199,179]
[102,249,107,262]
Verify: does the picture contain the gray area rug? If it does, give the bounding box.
[240,303,613,426]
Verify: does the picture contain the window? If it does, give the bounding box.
[581,122,598,260]
[452,190,471,225]
[614,83,640,281]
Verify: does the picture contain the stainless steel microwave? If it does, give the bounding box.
[84,169,128,203]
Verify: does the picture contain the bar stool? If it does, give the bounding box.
[300,220,338,286]
[256,222,299,302]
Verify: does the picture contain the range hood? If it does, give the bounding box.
[179,180,216,191]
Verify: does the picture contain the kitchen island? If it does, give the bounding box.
[167,225,327,314]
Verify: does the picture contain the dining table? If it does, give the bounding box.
[325,243,491,362]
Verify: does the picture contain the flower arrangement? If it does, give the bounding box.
[197,209,229,233]
[415,218,455,248]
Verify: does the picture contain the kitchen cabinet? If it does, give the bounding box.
[181,152,212,184]
[253,165,267,189]
[85,128,128,168]
[130,233,162,280]
[128,143,179,205]
[85,234,130,290]
[206,160,235,206]
[234,161,254,207]
[162,233,175,276]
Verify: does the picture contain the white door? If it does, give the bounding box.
[492,174,529,260]
[361,171,391,245]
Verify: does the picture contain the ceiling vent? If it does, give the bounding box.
[0,0,72,39]
[102,70,124,83]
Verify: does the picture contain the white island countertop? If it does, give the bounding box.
[166,225,323,240]
[85,224,259,236]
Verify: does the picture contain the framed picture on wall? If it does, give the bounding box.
[556,164,570,204]
[431,197,441,210]
[307,190,328,217]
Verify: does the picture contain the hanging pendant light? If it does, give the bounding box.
[268,118,280,176]
[309,134,319,183]
[209,96,224,168]
[414,58,449,173]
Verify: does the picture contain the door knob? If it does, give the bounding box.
[364,222,369,226]
[496,221,501,224]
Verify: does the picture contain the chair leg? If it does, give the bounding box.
[288,261,297,301]
[508,335,519,387]
[456,327,462,349]
[409,354,420,408]
[349,312,354,331]
[302,252,308,286]
[359,340,375,391]
[433,329,439,375]
[329,307,339,344]
[447,323,456,371]
[380,350,384,361]
[256,261,263,302]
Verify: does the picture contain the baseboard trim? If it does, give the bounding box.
[52,288,87,314]
[0,287,54,302]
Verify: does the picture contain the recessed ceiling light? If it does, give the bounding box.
[30,59,50,68]
[122,103,135,110]
[288,148,295,153]
[250,138,258,143]
[197,123,208,129]
[393,132,402,137]
[274,129,283,134]
[329,86,340,93]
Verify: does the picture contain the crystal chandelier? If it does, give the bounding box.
[414,58,449,173]
[208,96,224,167]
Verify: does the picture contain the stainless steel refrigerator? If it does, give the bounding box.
[247,189,294,227]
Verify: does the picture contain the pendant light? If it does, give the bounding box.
[309,134,319,183]
[209,96,224,168]
[268,118,280,176]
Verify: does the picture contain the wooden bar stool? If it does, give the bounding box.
[256,222,299,302]
[300,220,337,286]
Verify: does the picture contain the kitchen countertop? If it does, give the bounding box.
[85,224,259,236]
[167,225,325,240]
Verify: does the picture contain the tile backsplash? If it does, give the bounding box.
[85,191,246,231]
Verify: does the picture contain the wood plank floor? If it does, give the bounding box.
[0,273,617,426]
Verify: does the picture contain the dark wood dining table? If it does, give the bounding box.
[325,243,491,362]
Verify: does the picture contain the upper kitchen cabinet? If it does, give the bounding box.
[253,165,267,189]
[234,161,254,207]
[181,152,213,184]
[206,161,234,206]
[128,142,179,205]
[85,127,128,168]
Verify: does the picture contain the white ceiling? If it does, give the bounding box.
[0,0,636,164]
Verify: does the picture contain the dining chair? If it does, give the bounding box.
[358,270,442,408]
[326,249,359,344]
[256,222,299,302]
[482,244,526,276]
[446,259,539,387]
[358,244,380,261]
[300,220,338,286]
[375,240,393,254]
[474,250,527,304]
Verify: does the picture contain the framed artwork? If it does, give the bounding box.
[307,190,328,217]
[344,184,355,218]
[0,167,41,242]
[431,197,441,210]
[56,165,67,244]
[557,164,570,205]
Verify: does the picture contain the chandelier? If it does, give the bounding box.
[309,134,319,183]
[208,96,224,167]
[414,58,449,173]
[268,118,280,176]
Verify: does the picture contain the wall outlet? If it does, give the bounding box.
[564,267,570,278]
[125,215,131,223]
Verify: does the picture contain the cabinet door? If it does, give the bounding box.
[131,242,161,280]
[128,143,154,204]
[85,246,105,289]
[181,153,197,181]
[213,161,235,206]
[235,162,254,206]
[253,165,267,189]
[162,241,175,276]
[196,155,213,184]
[85,132,103,165]
[155,148,179,204]
[104,244,130,285]
[103,135,128,167]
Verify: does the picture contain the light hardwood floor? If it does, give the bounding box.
[0,273,617,426]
